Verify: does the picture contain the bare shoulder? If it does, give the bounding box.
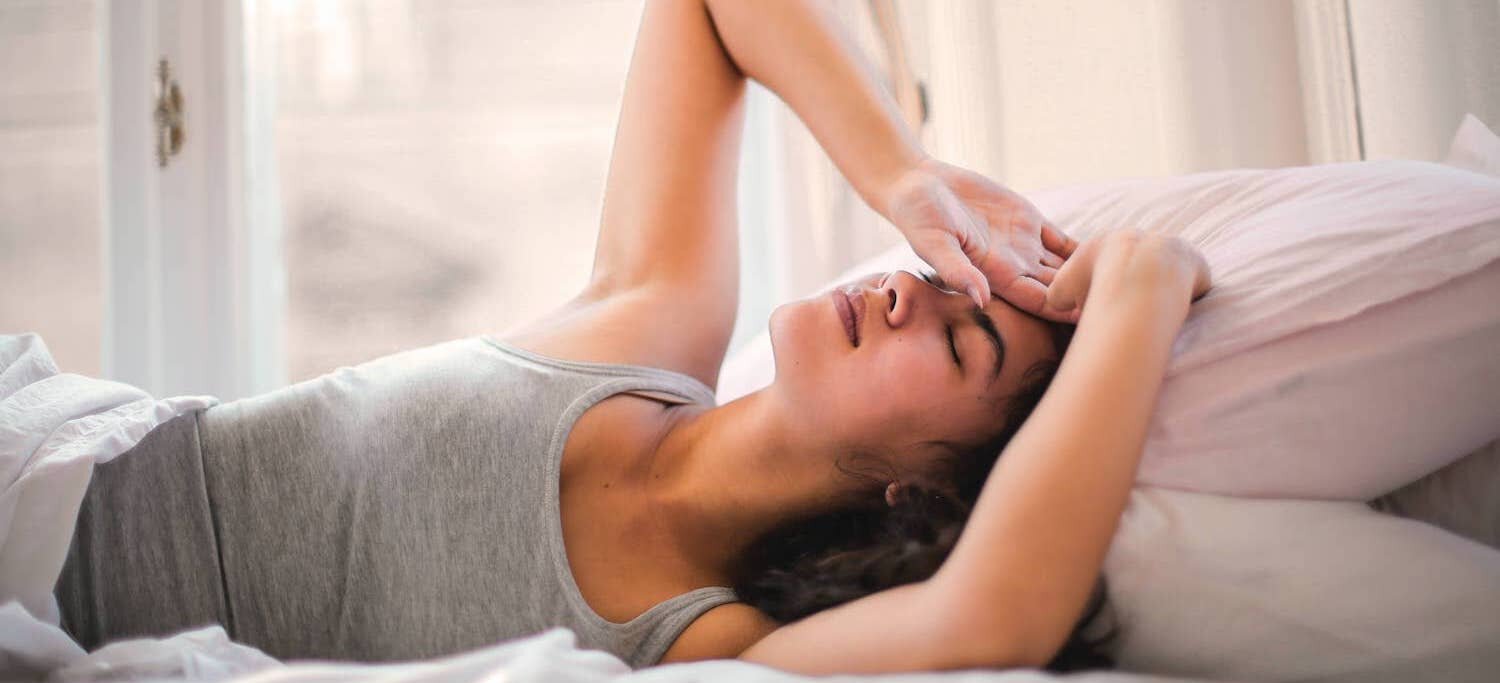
[497,285,732,392]
[658,602,781,664]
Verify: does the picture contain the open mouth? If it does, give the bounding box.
[832,288,864,347]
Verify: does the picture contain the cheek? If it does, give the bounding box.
[873,340,998,440]
[768,302,816,368]
[860,338,957,418]
[769,299,847,392]
[873,333,945,387]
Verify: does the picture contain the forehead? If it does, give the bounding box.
[984,294,1058,384]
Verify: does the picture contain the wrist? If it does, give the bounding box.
[871,153,941,224]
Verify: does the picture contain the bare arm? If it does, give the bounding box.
[930,232,1204,665]
[702,0,928,213]
[536,0,929,388]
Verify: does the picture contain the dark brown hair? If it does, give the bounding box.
[729,317,1119,671]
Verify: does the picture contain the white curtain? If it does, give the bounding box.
[1341,0,1500,161]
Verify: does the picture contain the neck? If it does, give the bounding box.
[641,385,852,582]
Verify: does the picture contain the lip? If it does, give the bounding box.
[832,287,865,347]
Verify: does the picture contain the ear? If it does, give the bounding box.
[884,481,904,507]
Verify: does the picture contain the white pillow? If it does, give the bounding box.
[720,132,1500,501]
[1447,114,1500,176]
[1101,486,1500,682]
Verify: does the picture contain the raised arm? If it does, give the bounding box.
[533,0,931,388]
[926,232,1206,665]
[701,0,927,210]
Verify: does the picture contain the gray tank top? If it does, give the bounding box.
[146,336,736,667]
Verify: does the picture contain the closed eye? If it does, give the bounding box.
[946,325,961,368]
[920,270,965,370]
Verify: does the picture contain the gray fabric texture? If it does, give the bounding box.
[56,336,739,668]
[56,408,230,649]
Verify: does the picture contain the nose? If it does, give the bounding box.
[876,270,975,331]
[878,270,942,329]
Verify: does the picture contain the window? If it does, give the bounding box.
[0,0,102,374]
[264,0,642,380]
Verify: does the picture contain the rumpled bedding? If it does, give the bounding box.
[0,334,218,678]
[20,623,1207,683]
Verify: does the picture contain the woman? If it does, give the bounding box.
[56,0,1210,675]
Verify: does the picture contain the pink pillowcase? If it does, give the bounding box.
[721,156,1500,500]
[1040,158,1500,499]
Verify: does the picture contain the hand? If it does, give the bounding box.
[1045,231,1212,318]
[882,159,1080,322]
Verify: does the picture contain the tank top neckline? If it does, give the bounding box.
[480,335,716,405]
[479,335,737,632]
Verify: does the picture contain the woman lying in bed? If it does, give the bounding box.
[57,0,1209,674]
[524,2,1211,671]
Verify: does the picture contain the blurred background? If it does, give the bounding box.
[1,0,1497,400]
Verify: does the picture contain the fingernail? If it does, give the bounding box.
[967,286,984,308]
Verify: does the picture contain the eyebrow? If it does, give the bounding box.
[968,305,1005,386]
[918,269,1005,385]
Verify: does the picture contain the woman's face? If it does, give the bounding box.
[767,269,1062,482]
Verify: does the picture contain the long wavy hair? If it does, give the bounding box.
[729,313,1119,672]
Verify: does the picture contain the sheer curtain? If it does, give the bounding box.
[1336,0,1500,161]
[0,1,103,375]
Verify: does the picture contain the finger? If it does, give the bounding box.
[1041,223,1078,259]
[1032,290,1086,324]
[957,264,991,309]
[996,274,1068,324]
[1039,252,1064,269]
[1001,277,1082,324]
[1031,266,1058,285]
[1045,267,1089,314]
[917,235,991,307]
[1054,306,1084,325]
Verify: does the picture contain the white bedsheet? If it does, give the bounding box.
[0,334,217,679]
[35,624,1205,683]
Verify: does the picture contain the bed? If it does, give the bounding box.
[2,116,1498,683]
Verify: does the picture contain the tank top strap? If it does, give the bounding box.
[617,585,742,665]
[479,335,716,407]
